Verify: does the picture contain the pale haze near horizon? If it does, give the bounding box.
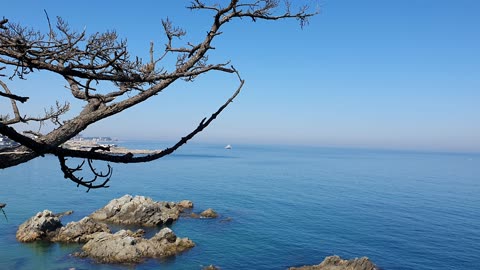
[2,1,479,153]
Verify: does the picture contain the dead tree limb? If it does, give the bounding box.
[0,1,318,190]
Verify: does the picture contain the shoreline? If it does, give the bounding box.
[0,141,157,156]
[62,140,158,155]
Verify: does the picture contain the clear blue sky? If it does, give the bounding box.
[2,1,479,152]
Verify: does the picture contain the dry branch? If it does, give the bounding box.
[0,1,317,190]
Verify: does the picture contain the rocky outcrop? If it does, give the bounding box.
[51,217,111,243]
[288,255,378,270]
[200,208,218,218]
[15,196,226,264]
[16,210,109,243]
[16,210,63,242]
[178,200,194,211]
[77,228,195,263]
[90,195,180,226]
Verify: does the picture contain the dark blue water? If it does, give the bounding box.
[1,143,479,269]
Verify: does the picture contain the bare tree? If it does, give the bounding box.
[0,1,317,191]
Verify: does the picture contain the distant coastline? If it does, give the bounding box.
[0,135,157,155]
[63,137,157,155]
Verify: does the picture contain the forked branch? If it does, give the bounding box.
[58,149,113,192]
[0,1,318,190]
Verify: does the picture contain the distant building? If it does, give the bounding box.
[0,135,18,148]
[70,134,115,142]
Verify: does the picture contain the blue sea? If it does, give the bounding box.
[0,142,479,270]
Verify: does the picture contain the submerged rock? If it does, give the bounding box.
[54,210,74,219]
[90,194,180,226]
[16,210,63,242]
[189,213,200,218]
[200,208,218,219]
[288,255,378,270]
[51,217,111,243]
[220,217,233,223]
[203,265,221,270]
[78,227,195,263]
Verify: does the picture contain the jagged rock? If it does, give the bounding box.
[78,228,195,263]
[16,210,110,243]
[51,217,111,243]
[178,200,194,211]
[200,208,218,218]
[16,210,62,242]
[155,227,177,243]
[288,255,378,270]
[90,195,180,226]
[17,196,199,264]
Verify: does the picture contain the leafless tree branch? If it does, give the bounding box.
[0,80,28,102]
[58,154,112,192]
[0,202,7,222]
[0,1,317,190]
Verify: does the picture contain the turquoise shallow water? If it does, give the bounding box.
[1,143,479,269]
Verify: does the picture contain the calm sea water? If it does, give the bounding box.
[0,142,479,270]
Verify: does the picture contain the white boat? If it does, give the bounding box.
[224,144,232,149]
